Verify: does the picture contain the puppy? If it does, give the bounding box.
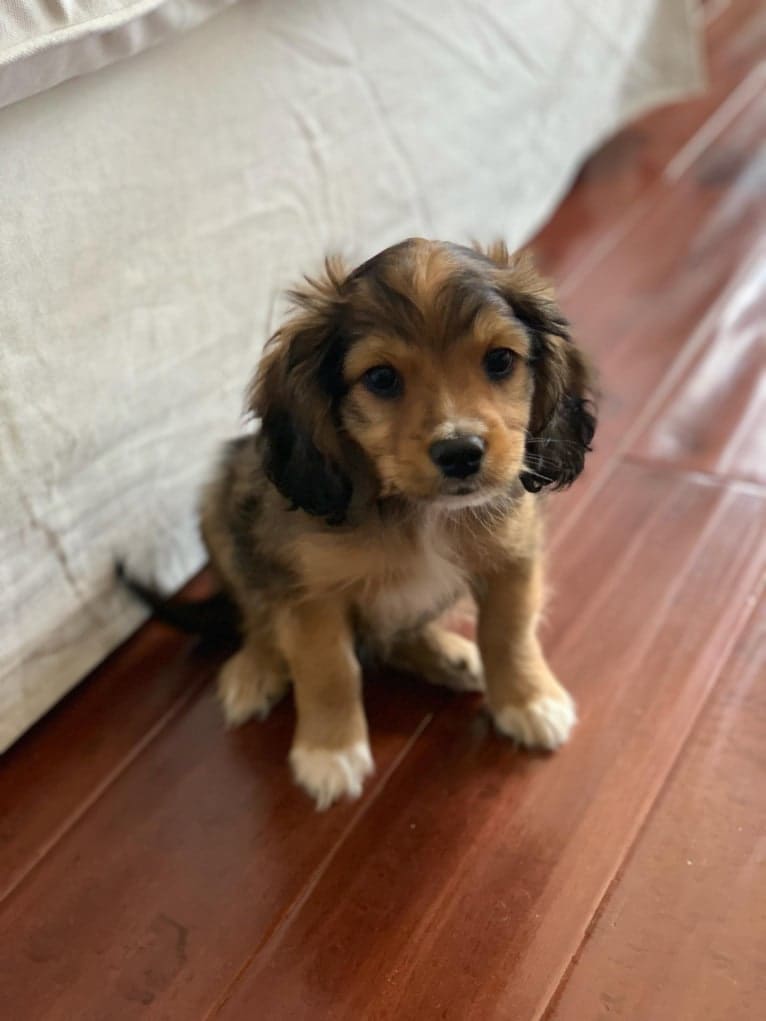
[152,239,596,809]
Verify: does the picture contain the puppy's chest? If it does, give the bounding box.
[358,538,466,636]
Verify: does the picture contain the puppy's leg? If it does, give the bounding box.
[218,626,290,727]
[477,557,575,750]
[386,621,484,693]
[277,598,372,809]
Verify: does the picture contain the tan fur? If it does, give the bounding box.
[202,238,596,807]
[387,621,484,693]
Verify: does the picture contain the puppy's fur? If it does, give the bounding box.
[187,239,595,807]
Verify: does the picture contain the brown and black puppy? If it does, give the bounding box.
[200,238,595,808]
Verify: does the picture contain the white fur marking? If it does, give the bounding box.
[290,741,374,810]
[362,529,466,638]
[494,692,577,750]
[432,489,502,510]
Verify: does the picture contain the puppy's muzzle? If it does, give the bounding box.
[429,435,485,479]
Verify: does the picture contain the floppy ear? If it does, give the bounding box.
[249,258,354,524]
[482,245,597,492]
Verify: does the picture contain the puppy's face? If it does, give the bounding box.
[252,239,596,523]
[341,260,532,506]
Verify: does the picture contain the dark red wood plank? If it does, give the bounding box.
[629,235,766,485]
[211,464,765,1021]
[0,627,209,902]
[547,599,766,1021]
[0,575,219,902]
[545,75,766,542]
[0,672,444,1020]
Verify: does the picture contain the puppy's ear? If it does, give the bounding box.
[249,258,354,524]
[484,246,597,492]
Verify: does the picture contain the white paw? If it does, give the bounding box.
[217,652,288,727]
[493,691,577,750]
[290,741,374,810]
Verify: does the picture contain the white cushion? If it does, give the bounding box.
[0,0,237,109]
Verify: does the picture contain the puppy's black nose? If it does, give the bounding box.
[429,435,485,479]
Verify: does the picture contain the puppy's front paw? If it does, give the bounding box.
[390,626,484,693]
[436,632,485,692]
[217,652,289,727]
[493,688,576,750]
[289,741,374,810]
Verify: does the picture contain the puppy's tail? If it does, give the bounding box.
[115,561,240,643]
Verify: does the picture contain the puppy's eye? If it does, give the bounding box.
[362,364,402,398]
[484,347,516,381]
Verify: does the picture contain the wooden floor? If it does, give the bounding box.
[2,4,765,1018]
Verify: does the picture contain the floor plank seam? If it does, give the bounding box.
[554,62,763,302]
[204,710,438,1020]
[704,0,732,27]
[0,668,212,906]
[620,453,766,493]
[664,61,766,181]
[548,261,763,557]
[537,579,765,1021]
[555,194,656,300]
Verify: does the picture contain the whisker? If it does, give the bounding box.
[522,466,557,485]
[523,435,582,451]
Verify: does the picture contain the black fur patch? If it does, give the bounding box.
[504,292,596,492]
[520,394,596,493]
[261,409,352,525]
[229,492,261,586]
[228,488,296,590]
[116,562,240,642]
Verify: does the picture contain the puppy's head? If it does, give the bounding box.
[251,239,596,523]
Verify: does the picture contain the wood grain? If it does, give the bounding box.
[0,574,219,902]
[629,233,766,485]
[547,600,766,1021]
[0,625,210,901]
[545,72,766,542]
[0,676,444,1020]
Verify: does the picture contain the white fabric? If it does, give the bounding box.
[0,0,238,110]
[0,0,704,750]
